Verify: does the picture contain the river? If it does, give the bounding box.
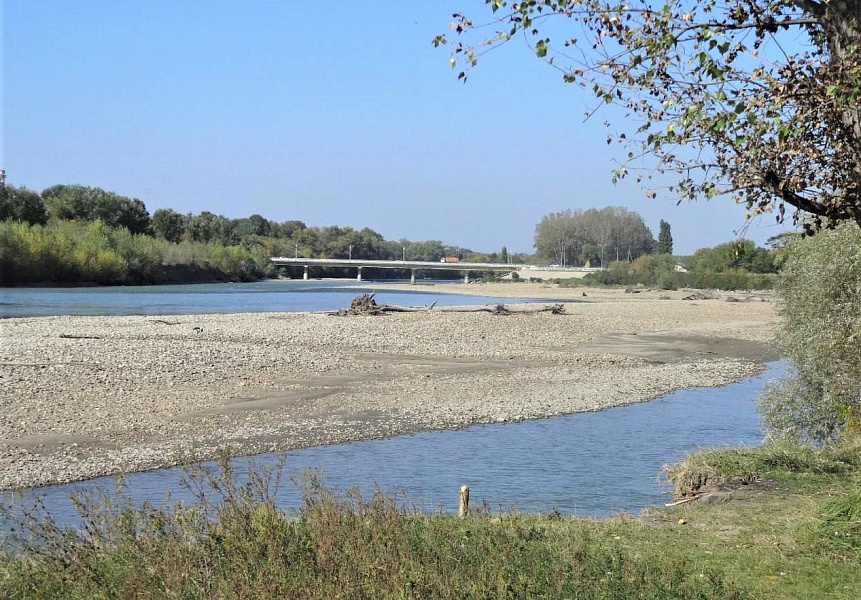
[0,279,538,318]
[0,362,783,530]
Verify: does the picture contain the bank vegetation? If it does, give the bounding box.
[1,441,859,600]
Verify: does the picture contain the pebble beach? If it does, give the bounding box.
[0,284,778,490]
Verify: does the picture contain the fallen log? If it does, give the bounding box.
[329,294,566,316]
[437,303,565,315]
[373,301,437,313]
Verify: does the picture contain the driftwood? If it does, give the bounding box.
[376,301,438,313]
[329,294,566,317]
[439,303,565,315]
[682,291,712,301]
[59,334,102,340]
[328,293,389,316]
[150,319,181,325]
[664,495,701,507]
[329,293,443,316]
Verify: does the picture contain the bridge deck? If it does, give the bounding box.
[270,257,519,271]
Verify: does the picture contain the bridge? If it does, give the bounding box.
[270,257,520,284]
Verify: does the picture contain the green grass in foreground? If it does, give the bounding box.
[1,443,859,600]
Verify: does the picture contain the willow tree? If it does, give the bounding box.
[437,1,861,231]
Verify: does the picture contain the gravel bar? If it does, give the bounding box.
[0,285,777,490]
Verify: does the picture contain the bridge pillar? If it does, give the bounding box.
[303,266,309,281]
[464,272,469,283]
[356,266,362,282]
[410,269,416,285]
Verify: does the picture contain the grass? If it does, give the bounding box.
[1,443,860,599]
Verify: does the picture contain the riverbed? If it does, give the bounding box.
[1,361,785,528]
[0,283,777,490]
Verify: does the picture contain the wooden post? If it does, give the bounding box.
[458,485,469,518]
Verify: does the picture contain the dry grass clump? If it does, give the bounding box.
[666,440,861,499]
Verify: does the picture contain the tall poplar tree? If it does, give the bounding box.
[656,220,673,255]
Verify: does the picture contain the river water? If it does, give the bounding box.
[0,279,536,318]
[1,280,779,530]
[1,362,784,530]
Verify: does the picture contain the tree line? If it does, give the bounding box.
[529,206,778,290]
[1,181,780,287]
[534,207,657,267]
[0,183,526,286]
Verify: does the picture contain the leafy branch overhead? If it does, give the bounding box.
[438,1,861,232]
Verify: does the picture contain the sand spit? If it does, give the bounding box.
[0,286,777,489]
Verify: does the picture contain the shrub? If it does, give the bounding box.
[759,223,861,445]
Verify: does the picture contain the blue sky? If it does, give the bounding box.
[2,1,791,254]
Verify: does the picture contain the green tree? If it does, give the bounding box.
[534,207,653,266]
[272,220,306,239]
[234,214,272,239]
[534,209,582,265]
[440,1,861,230]
[185,211,237,245]
[42,184,150,234]
[656,220,673,255]
[150,208,186,243]
[0,185,48,225]
[397,239,446,262]
[760,223,861,443]
[692,240,776,274]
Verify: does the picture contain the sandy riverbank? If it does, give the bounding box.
[0,285,777,489]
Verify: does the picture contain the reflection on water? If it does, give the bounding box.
[1,362,785,530]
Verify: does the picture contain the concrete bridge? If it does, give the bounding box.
[270,257,519,284]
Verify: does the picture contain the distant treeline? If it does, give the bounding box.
[0,182,782,288]
[557,240,781,290]
[0,183,523,286]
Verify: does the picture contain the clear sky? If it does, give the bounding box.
[2,1,791,255]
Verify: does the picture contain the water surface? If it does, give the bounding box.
[1,362,784,530]
[0,280,535,318]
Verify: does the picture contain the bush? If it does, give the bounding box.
[759,223,861,445]
[0,220,127,285]
[0,220,273,286]
[582,270,624,286]
[691,270,774,291]
[568,255,774,291]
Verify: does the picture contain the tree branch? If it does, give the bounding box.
[788,0,827,19]
[677,17,822,36]
[763,170,861,225]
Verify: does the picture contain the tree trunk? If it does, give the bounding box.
[824,0,861,222]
